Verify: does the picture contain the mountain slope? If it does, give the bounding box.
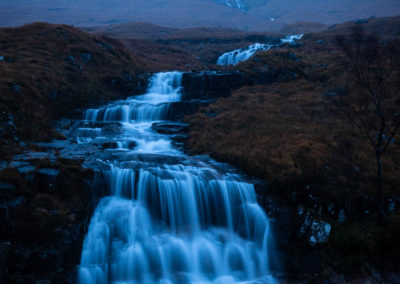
[0,0,400,31]
[0,23,144,145]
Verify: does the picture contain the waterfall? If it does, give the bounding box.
[84,72,183,123]
[216,34,304,66]
[77,72,276,284]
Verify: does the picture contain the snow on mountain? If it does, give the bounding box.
[216,0,266,11]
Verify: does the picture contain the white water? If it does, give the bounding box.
[77,72,276,284]
[217,34,303,66]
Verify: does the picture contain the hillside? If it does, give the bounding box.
[185,17,400,281]
[1,0,400,31]
[0,14,400,284]
[84,23,284,69]
[0,23,145,158]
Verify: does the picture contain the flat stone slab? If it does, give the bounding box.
[151,122,189,135]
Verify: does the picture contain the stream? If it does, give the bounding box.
[66,72,277,284]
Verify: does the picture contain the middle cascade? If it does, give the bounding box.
[77,72,276,284]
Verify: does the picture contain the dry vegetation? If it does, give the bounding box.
[85,23,282,67]
[0,22,146,157]
[186,21,400,276]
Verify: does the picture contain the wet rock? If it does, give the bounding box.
[67,55,75,62]
[299,212,331,246]
[299,212,313,236]
[0,196,25,225]
[48,89,58,99]
[388,198,396,213]
[12,85,21,94]
[181,71,245,100]
[37,168,60,176]
[289,42,302,48]
[0,161,7,171]
[0,182,16,198]
[338,209,346,223]
[152,122,189,135]
[19,141,27,147]
[123,74,133,82]
[127,141,137,150]
[14,151,54,161]
[288,52,298,60]
[324,91,337,99]
[170,134,187,143]
[327,203,335,216]
[80,53,91,63]
[298,205,305,216]
[101,142,118,149]
[101,124,124,135]
[309,220,331,246]
[34,168,60,189]
[77,121,122,129]
[17,165,36,174]
[202,112,218,117]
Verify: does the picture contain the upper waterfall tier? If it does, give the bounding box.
[217,34,303,66]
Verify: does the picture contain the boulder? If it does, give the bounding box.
[127,141,137,150]
[170,134,187,143]
[101,141,118,149]
[33,168,60,190]
[80,53,91,63]
[299,212,331,246]
[309,220,331,246]
[0,196,25,227]
[151,122,189,135]
[67,55,75,62]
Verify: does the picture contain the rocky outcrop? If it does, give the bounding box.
[0,155,102,283]
[166,100,213,121]
[181,71,245,100]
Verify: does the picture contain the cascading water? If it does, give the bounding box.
[77,72,276,284]
[217,34,303,66]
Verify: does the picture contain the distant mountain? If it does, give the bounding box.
[214,0,267,11]
[0,0,399,31]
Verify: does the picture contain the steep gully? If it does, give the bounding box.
[54,71,278,284]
